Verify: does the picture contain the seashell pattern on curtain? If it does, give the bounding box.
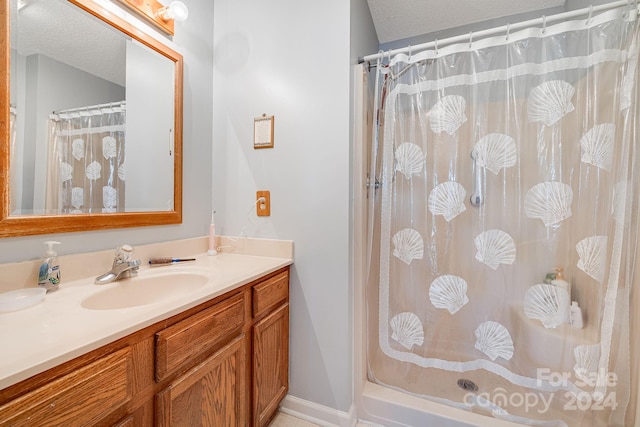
[45,106,125,213]
[367,6,639,426]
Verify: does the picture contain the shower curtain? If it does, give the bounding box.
[367,6,639,427]
[45,104,126,213]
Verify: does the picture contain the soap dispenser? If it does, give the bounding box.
[38,241,61,292]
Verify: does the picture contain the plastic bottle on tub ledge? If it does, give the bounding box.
[570,301,584,329]
[551,267,571,295]
[551,267,571,324]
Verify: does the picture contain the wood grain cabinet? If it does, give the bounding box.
[0,347,133,427]
[155,292,247,382]
[252,271,290,427]
[0,266,290,427]
[156,334,249,427]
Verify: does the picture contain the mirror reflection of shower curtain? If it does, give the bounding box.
[45,106,126,213]
[367,7,638,427]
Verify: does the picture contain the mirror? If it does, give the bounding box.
[0,0,183,237]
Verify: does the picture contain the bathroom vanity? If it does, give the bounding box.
[0,237,292,427]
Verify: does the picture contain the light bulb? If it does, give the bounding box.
[158,1,189,22]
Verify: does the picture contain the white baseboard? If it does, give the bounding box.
[279,394,357,427]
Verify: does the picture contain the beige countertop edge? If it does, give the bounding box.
[0,238,293,390]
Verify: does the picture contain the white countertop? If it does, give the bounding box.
[0,238,293,390]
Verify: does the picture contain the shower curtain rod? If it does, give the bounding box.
[50,100,126,120]
[54,100,126,115]
[360,0,634,63]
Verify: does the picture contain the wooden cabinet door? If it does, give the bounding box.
[155,335,248,427]
[252,303,289,427]
[0,347,132,427]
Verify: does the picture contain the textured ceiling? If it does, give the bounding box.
[367,0,567,43]
[13,0,126,86]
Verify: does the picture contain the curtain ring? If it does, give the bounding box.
[586,5,593,25]
[385,49,392,65]
[542,15,547,34]
[468,31,473,48]
[505,23,510,41]
[435,38,439,55]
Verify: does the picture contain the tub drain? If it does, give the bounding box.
[457,378,478,392]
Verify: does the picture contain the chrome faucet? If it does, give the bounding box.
[95,244,141,285]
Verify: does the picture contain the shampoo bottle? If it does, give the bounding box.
[38,241,61,292]
[551,267,571,295]
[551,267,571,323]
[570,301,584,329]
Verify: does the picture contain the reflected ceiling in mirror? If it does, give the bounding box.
[0,0,183,237]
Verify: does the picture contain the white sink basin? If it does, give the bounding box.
[81,269,210,310]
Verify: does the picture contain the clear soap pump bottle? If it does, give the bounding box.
[38,241,61,292]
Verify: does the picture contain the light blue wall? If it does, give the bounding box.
[209,0,378,415]
[211,0,361,413]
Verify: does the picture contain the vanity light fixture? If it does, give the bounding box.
[117,0,189,36]
[157,1,189,23]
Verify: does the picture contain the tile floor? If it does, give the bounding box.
[268,412,321,427]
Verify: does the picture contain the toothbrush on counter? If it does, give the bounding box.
[207,210,218,256]
[148,257,196,265]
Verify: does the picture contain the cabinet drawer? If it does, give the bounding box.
[0,347,132,427]
[252,271,289,317]
[156,292,246,381]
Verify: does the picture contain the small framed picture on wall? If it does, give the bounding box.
[254,114,274,149]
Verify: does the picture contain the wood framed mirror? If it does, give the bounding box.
[0,0,183,237]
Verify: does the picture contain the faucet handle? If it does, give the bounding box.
[113,244,134,265]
